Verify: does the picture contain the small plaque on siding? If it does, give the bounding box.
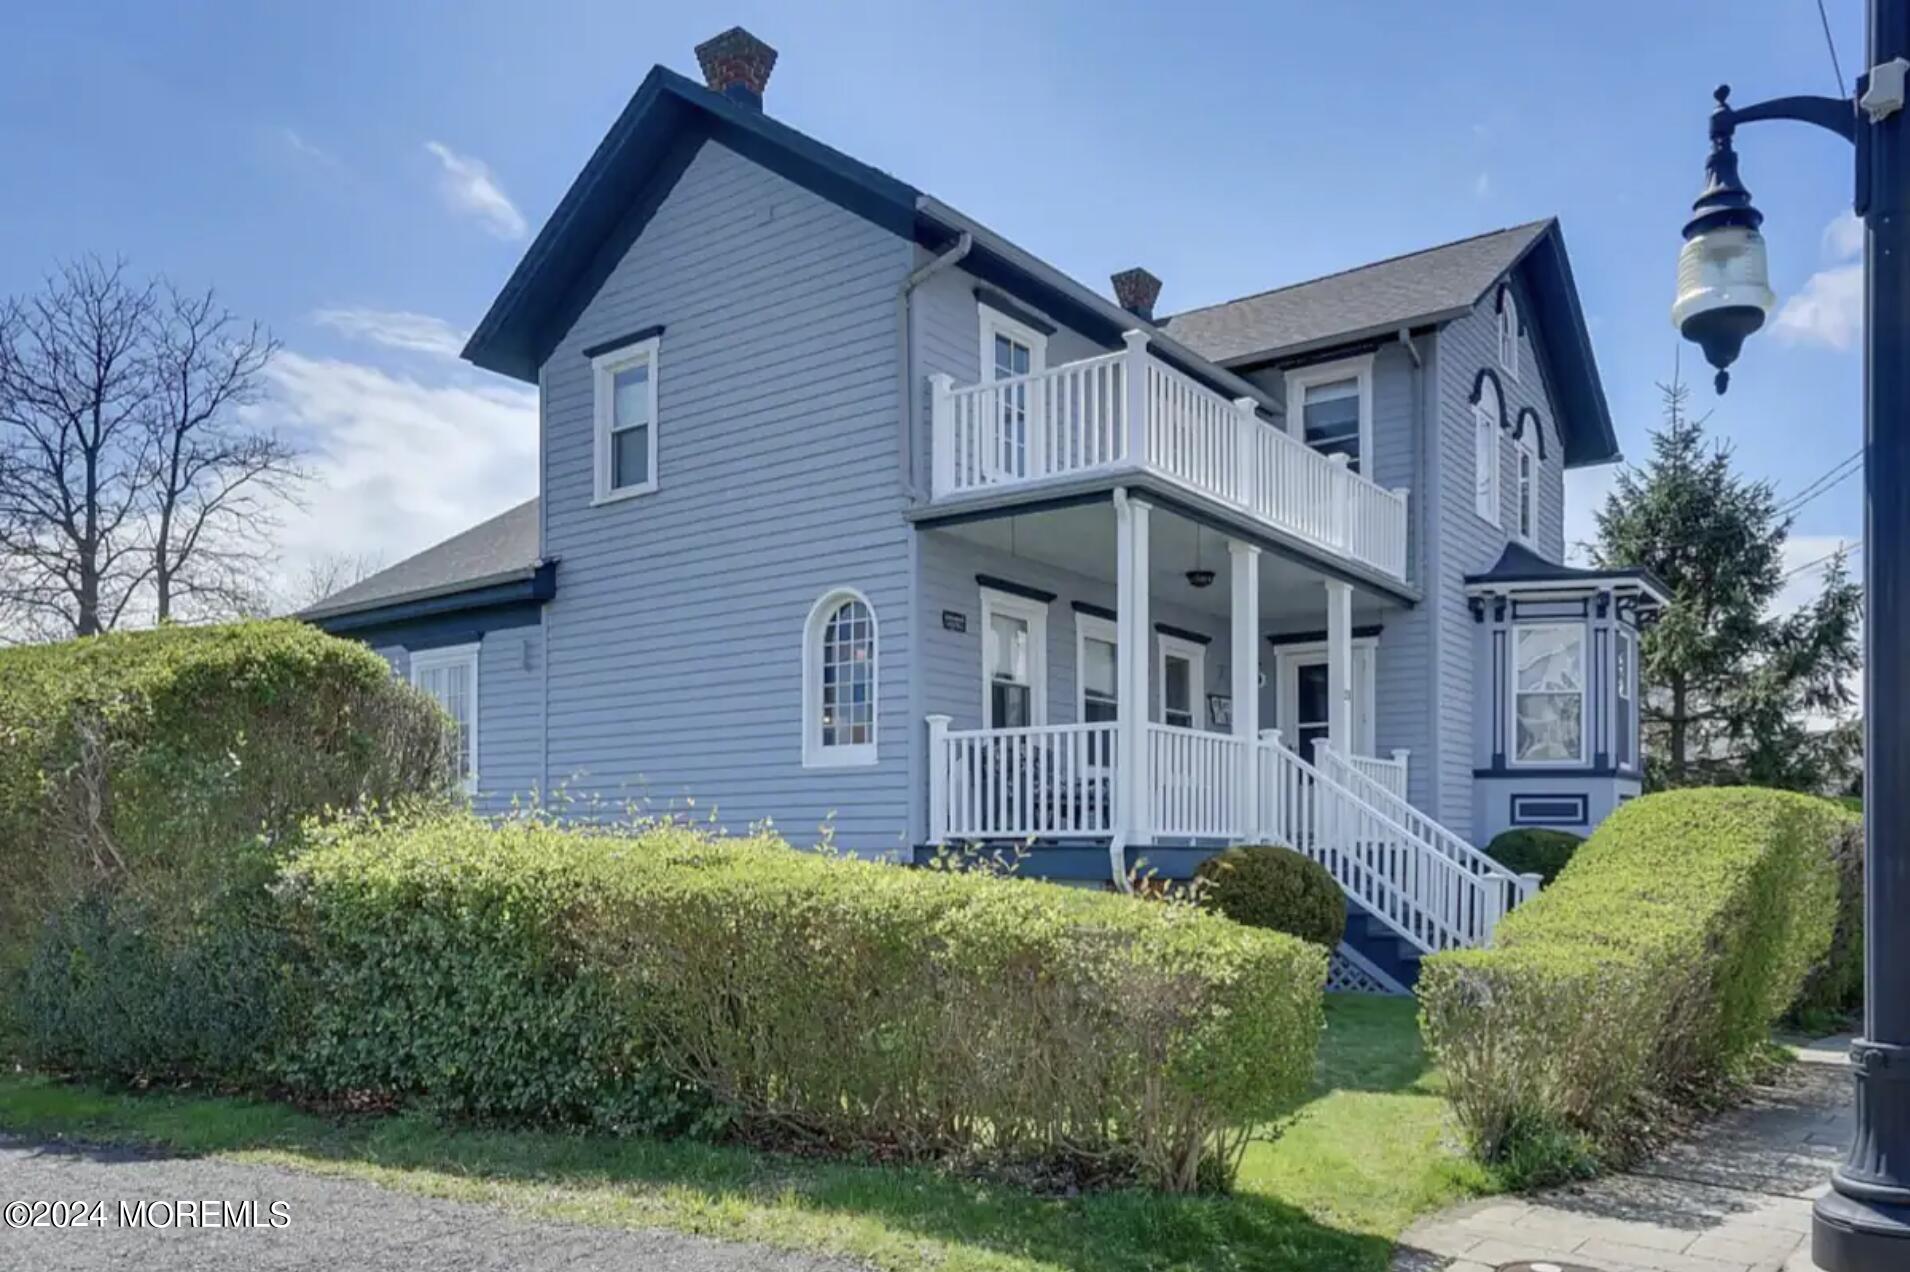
[941,610,967,633]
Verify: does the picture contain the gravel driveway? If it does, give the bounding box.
[0,1135,870,1272]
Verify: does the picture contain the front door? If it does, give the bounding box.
[1278,645,1375,761]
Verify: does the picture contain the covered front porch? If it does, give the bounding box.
[912,495,1535,954]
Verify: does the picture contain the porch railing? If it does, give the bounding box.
[1316,741,1539,922]
[923,715,1527,950]
[1261,737,1516,951]
[927,718,1117,841]
[1146,723,1248,839]
[930,336,1410,581]
[1323,746,1409,801]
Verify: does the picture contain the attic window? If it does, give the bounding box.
[1498,288,1520,382]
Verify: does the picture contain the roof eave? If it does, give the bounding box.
[302,561,558,630]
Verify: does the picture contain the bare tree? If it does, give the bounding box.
[0,259,156,637]
[291,550,386,610]
[0,259,302,638]
[145,284,297,622]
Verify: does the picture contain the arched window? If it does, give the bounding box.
[1497,287,1520,381]
[1472,370,1505,526]
[803,589,878,767]
[1514,408,1545,545]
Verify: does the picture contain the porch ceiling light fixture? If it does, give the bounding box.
[1186,530,1216,589]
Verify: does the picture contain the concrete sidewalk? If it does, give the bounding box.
[1394,1036,1853,1272]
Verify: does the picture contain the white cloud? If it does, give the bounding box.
[1472,171,1491,199]
[313,307,470,359]
[1824,210,1865,260]
[261,352,537,607]
[424,141,528,240]
[1775,211,1865,351]
[1774,262,1863,350]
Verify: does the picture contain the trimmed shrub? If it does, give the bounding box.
[0,621,447,1073]
[1420,788,1846,1169]
[1791,816,1865,1023]
[1196,844,1347,949]
[283,813,1328,1192]
[1485,828,1583,887]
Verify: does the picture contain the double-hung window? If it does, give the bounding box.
[979,307,1047,480]
[1157,634,1205,730]
[592,335,659,502]
[1286,356,1373,475]
[1514,420,1539,544]
[1499,290,1521,381]
[1511,623,1586,765]
[411,644,479,795]
[1076,615,1119,724]
[981,588,1048,728]
[1615,628,1636,770]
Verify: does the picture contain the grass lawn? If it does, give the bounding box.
[0,994,1491,1271]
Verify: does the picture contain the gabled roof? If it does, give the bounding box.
[1464,541,1671,606]
[301,498,546,625]
[1160,220,1620,469]
[1159,222,1549,362]
[460,66,1284,415]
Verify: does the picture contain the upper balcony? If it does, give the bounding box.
[927,332,1409,583]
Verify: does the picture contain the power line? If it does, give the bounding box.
[1817,0,1850,98]
[1781,539,1864,582]
[1777,450,1864,515]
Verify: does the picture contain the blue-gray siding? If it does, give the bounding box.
[536,138,916,855]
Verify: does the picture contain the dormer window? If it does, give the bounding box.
[1497,288,1520,382]
[1286,355,1374,476]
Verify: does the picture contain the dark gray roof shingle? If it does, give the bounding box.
[302,497,541,619]
[1159,221,1553,365]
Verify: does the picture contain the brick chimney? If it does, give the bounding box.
[695,27,778,110]
[1111,267,1162,322]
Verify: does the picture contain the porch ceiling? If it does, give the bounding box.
[939,502,1399,628]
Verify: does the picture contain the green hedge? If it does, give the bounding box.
[1,621,447,1072]
[1485,828,1583,887]
[1791,818,1865,1023]
[1196,844,1347,949]
[283,813,1328,1191]
[1419,788,1846,1167]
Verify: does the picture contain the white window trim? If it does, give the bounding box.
[1474,379,1503,527]
[1499,292,1521,382]
[978,304,1048,382]
[1508,622,1589,768]
[1273,638,1378,755]
[1156,632,1208,731]
[980,586,1049,728]
[1285,354,1375,475]
[591,335,660,505]
[410,643,480,795]
[1074,612,1119,724]
[1513,422,1539,546]
[801,588,879,769]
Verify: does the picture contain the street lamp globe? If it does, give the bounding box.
[1672,87,1777,393]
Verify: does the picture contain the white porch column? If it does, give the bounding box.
[1229,539,1260,839]
[1325,578,1354,753]
[1122,330,1150,467]
[1114,491,1152,845]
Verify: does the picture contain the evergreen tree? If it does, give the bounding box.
[1592,379,1863,792]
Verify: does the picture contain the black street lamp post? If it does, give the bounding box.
[1673,3,1910,1268]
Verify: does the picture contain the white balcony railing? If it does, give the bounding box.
[927,718,1118,841]
[930,334,1410,581]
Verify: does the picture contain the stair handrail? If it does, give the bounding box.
[1313,741,1537,906]
[1259,737,1490,952]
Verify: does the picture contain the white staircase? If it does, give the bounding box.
[1260,737,1538,953]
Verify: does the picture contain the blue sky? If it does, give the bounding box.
[0,1,1868,606]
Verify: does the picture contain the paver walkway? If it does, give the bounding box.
[1394,1035,1853,1272]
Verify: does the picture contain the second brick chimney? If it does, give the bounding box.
[1111,267,1162,322]
[694,27,778,110]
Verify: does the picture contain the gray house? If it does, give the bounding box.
[305,29,1665,987]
